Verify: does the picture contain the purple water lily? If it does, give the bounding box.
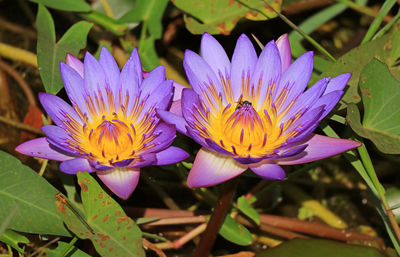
[158,33,361,188]
[16,47,189,199]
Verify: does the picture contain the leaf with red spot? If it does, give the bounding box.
[55,172,145,257]
[171,0,282,35]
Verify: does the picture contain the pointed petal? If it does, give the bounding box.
[187,148,248,188]
[99,47,120,97]
[130,48,143,84]
[276,34,291,72]
[324,73,351,95]
[230,34,258,100]
[155,146,189,165]
[157,109,188,135]
[201,32,230,79]
[15,137,74,161]
[315,90,343,121]
[120,50,141,103]
[249,161,286,180]
[277,134,361,165]
[65,54,84,77]
[183,50,224,106]
[276,51,314,112]
[97,168,140,199]
[140,79,173,116]
[60,62,90,116]
[41,125,70,146]
[281,77,328,123]
[39,93,82,128]
[59,158,95,174]
[205,138,234,156]
[250,40,281,110]
[140,66,166,95]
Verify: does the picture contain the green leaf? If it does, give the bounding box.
[92,0,138,20]
[36,4,93,94]
[0,151,71,236]
[119,0,168,39]
[347,59,400,154]
[56,172,145,257]
[0,230,29,253]
[219,215,252,246]
[80,11,128,36]
[138,36,160,71]
[46,241,90,257]
[171,0,281,35]
[29,0,91,12]
[236,196,260,225]
[314,25,400,108]
[255,238,387,257]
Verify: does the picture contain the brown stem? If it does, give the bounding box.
[193,178,239,257]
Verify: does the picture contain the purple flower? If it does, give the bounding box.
[158,33,361,188]
[16,47,189,199]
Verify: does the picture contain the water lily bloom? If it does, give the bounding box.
[16,47,189,199]
[158,33,361,188]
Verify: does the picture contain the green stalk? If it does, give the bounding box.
[57,237,78,257]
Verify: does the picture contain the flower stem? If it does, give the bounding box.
[193,178,239,257]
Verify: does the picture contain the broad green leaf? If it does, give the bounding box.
[255,238,387,257]
[46,241,90,257]
[0,151,70,236]
[171,0,281,35]
[219,215,252,246]
[36,5,93,94]
[237,196,260,225]
[347,59,400,154]
[314,25,400,108]
[0,230,29,253]
[30,0,91,12]
[56,172,145,257]
[119,0,168,39]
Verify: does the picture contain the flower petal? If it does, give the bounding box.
[154,146,189,165]
[183,50,224,107]
[277,134,361,165]
[187,147,248,188]
[15,137,74,161]
[97,168,140,199]
[324,73,351,95]
[130,153,156,168]
[140,66,166,95]
[201,32,230,79]
[157,109,188,135]
[250,40,281,110]
[120,49,141,102]
[276,51,314,113]
[98,47,121,97]
[173,82,187,101]
[141,123,176,153]
[249,161,286,180]
[60,62,90,116]
[140,79,173,117]
[276,34,291,72]
[169,100,182,116]
[315,90,343,121]
[66,54,84,77]
[39,93,82,128]
[230,34,258,100]
[59,158,96,174]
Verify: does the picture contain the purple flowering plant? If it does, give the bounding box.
[16,47,189,199]
[159,33,361,188]
[4,2,400,256]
